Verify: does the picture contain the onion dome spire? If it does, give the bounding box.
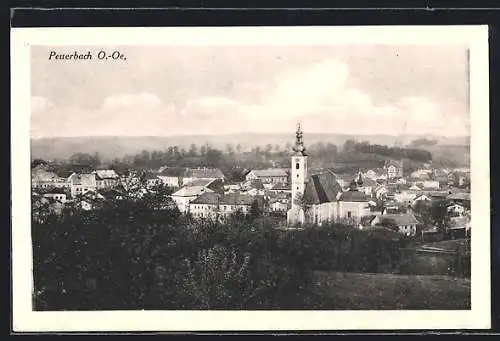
[292,123,307,156]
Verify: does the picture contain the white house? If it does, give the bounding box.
[189,192,261,220]
[269,200,289,213]
[394,191,418,205]
[371,213,419,237]
[157,167,186,188]
[447,203,467,216]
[42,191,68,204]
[68,173,97,198]
[94,169,120,189]
[384,160,404,179]
[411,194,432,207]
[171,186,214,213]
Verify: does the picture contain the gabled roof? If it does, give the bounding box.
[380,213,419,226]
[184,168,225,179]
[447,192,471,201]
[158,167,186,177]
[69,173,96,185]
[303,171,343,205]
[220,193,257,206]
[244,179,265,190]
[185,178,216,188]
[172,186,213,197]
[190,192,221,205]
[94,169,119,180]
[248,168,288,178]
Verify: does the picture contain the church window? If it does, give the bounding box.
[296,163,300,169]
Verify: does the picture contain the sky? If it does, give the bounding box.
[31,44,470,138]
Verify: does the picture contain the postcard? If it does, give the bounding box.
[11,25,490,332]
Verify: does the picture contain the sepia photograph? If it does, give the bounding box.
[11,26,490,331]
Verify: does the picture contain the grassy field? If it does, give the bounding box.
[297,271,470,310]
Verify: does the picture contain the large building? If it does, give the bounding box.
[286,124,371,227]
[245,168,289,184]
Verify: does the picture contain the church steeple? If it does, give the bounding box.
[292,123,307,156]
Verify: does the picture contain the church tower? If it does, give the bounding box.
[287,124,308,226]
[291,123,308,207]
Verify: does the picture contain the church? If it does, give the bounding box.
[286,124,372,227]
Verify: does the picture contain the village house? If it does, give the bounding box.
[354,171,377,197]
[245,168,289,184]
[269,199,289,213]
[31,164,71,189]
[447,203,467,217]
[394,190,418,206]
[411,193,432,207]
[410,168,433,180]
[415,180,440,190]
[42,188,68,204]
[144,173,163,188]
[182,167,225,185]
[94,169,120,189]
[171,185,214,213]
[362,169,378,180]
[371,213,419,237]
[68,173,97,198]
[157,167,186,188]
[269,182,292,195]
[189,192,262,221]
[384,160,404,179]
[447,192,471,205]
[373,184,388,200]
[79,190,106,211]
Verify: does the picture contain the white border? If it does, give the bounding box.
[11,26,490,332]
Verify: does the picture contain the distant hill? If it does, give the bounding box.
[31,133,470,164]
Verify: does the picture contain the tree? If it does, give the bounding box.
[200,145,207,156]
[225,144,235,156]
[31,158,48,168]
[250,200,263,219]
[235,144,242,154]
[430,200,451,231]
[188,144,198,157]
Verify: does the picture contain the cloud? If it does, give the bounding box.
[101,93,163,111]
[30,58,470,138]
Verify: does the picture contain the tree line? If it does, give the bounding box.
[342,140,432,162]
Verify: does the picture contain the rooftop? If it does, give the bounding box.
[447,192,471,201]
[249,168,289,178]
[158,167,186,177]
[172,186,214,197]
[185,167,225,179]
[380,213,419,226]
[303,171,343,205]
